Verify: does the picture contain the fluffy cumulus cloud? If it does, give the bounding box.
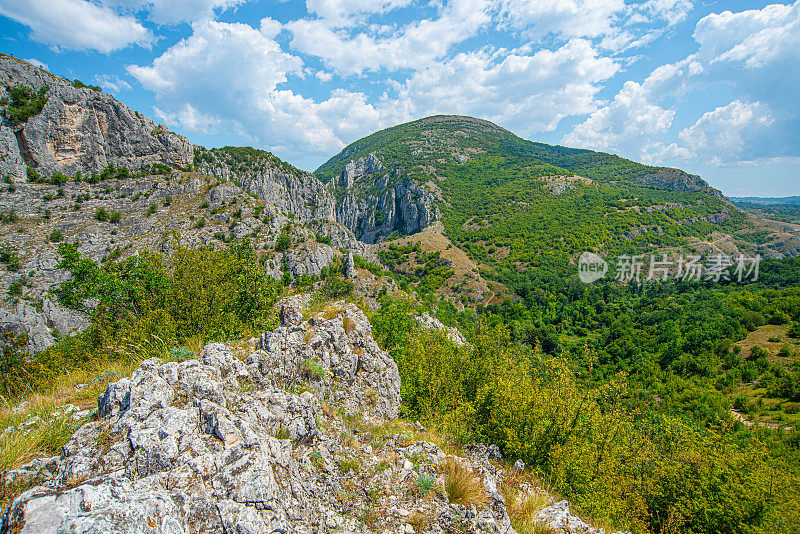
[0,0,153,52]
[286,0,492,75]
[562,80,674,157]
[667,101,774,164]
[399,39,619,134]
[565,0,800,165]
[127,17,406,163]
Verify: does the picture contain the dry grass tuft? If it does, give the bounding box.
[342,316,356,334]
[440,457,486,507]
[408,511,433,533]
[508,490,553,534]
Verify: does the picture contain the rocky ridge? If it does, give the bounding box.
[0,298,623,534]
[196,148,441,244]
[0,172,372,354]
[0,55,192,182]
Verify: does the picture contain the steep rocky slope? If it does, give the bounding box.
[0,54,192,181]
[195,148,440,244]
[0,172,371,354]
[0,298,623,534]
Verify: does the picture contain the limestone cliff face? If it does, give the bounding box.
[0,55,192,181]
[197,149,441,244]
[333,155,441,244]
[195,147,335,222]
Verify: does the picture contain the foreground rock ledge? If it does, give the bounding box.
[0,300,622,534]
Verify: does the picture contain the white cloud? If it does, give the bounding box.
[127,17,406,165]
[0,0,153,53]
[286,0,491,75]
[668,101,774,165]
[305,0,413,24]
[565,1,800,165]
[694,2,800,68]
[497,0,692,49]
[562,80,674,158]
[498,0,625,39]
[155,103,222,132]
[94,74,132,94]
[399,39,619,135]
[106,0,248,25]
[23,57,48,70]
[628,0,693,26]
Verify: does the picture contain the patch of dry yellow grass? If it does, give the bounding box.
[441,457,486,507]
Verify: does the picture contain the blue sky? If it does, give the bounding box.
[1,0,798,196]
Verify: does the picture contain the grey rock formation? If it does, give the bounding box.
[284,243,337,279]
[195,147,335,222]
[197,150,440,244]
[339,153,383,189]
[344,251,356,279]
[416,312,467,346]
[334,157,440,243]
[254,297,400,420]
[0,55,192,181]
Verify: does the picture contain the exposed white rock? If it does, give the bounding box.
[415,312,467,346]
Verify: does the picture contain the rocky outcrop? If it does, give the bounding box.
[284,243,337,279]
[338,154,383,189]
[415,313,467,346]
[334,156,440,244]
[0,297,628,534]
[197,149,440,244]
[636,168,728,203]
[196,148,336,222]
[0,55,192,181]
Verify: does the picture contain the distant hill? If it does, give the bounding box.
[732,196,800,205]
[316,115,772,294]
[732,196,800,225]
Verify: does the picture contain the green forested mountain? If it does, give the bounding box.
[316,116,800,534]
[316,115,751,275]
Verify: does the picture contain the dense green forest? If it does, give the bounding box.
[367,255,800,533]
[314,115,800,532]
[732,199,800,224]
[371,290,800,533]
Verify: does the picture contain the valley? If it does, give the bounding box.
[1,55,799,534]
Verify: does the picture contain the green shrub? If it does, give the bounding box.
[7,280,23,297]
[2,85,48,126]
[108,211,122,224]
[49,172,68,185]
[94,207,108,221]
[195,218,206,229]
[48,229,63,242]
[275,233,291,252]
[26,166,40,183]
[415,473,436,495]
[300,359,325,380]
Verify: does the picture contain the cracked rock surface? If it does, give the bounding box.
[1,298,623,534]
